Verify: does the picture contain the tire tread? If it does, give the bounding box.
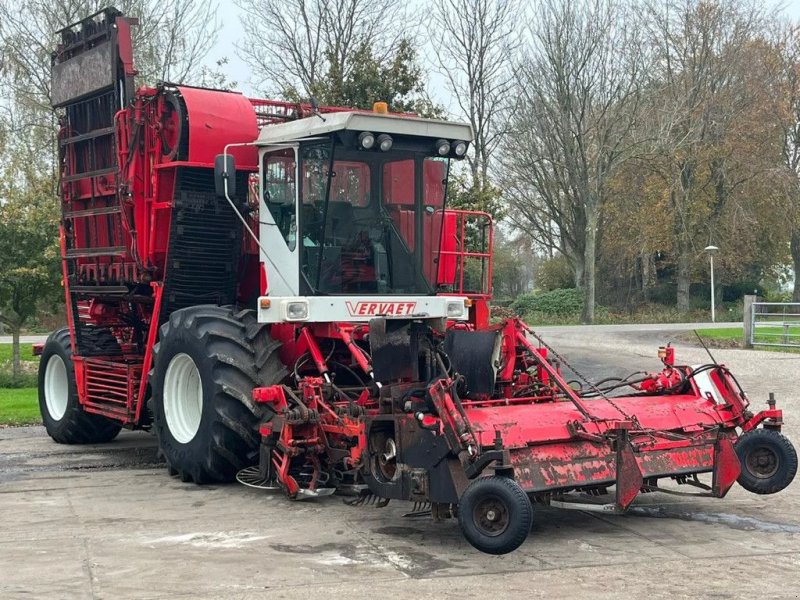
[735,429,797,495]
[458,475,532,555]
[151,305,287,484]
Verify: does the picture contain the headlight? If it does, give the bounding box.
[358,131,375,149]
[446,300,465,318]
[435,139,450,156]
[284,300,309,321]
[377,133,393,151]
[452,140,468,156]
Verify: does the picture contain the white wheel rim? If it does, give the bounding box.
[44,354,69,421]
[163,353,203,444]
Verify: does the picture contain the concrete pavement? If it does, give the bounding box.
[1,325,799,599]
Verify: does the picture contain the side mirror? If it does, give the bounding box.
[214,154,236,197]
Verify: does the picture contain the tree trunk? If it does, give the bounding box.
[793,228,800,303]
[581,211,597,324]
[573,257,585,290]
[674,166,693,312]
[676,245,691,311]
[12,329,21,383]
[641,251,654,303]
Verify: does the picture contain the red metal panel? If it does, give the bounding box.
[509,439,717,493]
[712,436,741,497]
[465,394,733,449]
[176,86,259,167]
[436,211,457,284]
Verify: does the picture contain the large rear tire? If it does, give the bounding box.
[150,306,286,483]
[38,328,123,444]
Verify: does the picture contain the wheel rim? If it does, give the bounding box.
[163,353,203,444]
[746,445,780,479]
[473,495,511,537]
[44,354,69,421]
[377,437,398,481]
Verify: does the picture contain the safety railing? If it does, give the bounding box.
[750,302,800,347]
[438,210,493,298]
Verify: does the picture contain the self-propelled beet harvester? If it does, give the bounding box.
[38,8,797,554]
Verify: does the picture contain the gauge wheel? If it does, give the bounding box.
[735,429,797,495]
[458,476,532,554]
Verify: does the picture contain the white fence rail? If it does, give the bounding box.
[750,302,800,347]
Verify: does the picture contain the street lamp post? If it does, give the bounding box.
[705,245,719,323]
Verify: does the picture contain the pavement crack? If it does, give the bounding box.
[81,537,98,600]
[67,489,97,599]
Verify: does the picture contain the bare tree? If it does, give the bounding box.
[430,0,518,186]
[128,1,221,84]
[235,0,407,98]
[502,0,644,323]
[0,0,220,137]
[641,0,773,310]
[772,24,800,302]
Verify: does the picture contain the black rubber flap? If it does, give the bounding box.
[444,329,501,396]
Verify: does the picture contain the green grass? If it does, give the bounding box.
[1,344,41,416]
[0,343,35,362]
[692,326,800,353]
[694,327,743,340]
[0,388,40,425]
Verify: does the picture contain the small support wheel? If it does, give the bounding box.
[458,476,532,554]
[735,429,797,495]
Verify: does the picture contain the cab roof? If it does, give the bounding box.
[255,111,474,146]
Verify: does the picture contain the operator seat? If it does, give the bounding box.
[326,201,354,243]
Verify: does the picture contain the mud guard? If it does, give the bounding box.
[615,430,644,511]
[712,435,741,498]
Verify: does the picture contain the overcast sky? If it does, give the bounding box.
[208,0,800,114]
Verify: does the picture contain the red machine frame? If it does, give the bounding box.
[248,311,779,511]
[42,7,795,556]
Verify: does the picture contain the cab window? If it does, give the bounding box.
[262,148,297,250]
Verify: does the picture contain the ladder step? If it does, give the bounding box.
[61,166,116,183]
[65,246,127,258]
[60,126,115,147]
[82,402,130,420]
[71,285,130,295]
[80,358,143,424]
[64,205,123,219]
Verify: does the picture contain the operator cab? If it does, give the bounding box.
[236,108,474,324]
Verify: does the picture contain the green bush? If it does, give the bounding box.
[720,301,743,322]
[512,288,584,317]
[763,289,792,303]
[0,367,38,388]
[0,346,39,388]
[536,256,575,292]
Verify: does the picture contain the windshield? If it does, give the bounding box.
[298,141,450,295]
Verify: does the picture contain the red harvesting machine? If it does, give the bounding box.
[38,7,796,554]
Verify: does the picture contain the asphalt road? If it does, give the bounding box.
[0,335,49,344]
[2,324,799,599]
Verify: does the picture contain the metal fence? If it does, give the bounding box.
[750,302,800,347]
